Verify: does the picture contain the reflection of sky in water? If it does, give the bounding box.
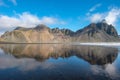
[0,44,120,80]
[90,49,120,80]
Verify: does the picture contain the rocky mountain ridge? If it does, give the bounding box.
[74,20,119,42]
[0,20,120,43]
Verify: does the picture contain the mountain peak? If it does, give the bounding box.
[34,24,50,30]
[15,26,25,30]
[75,21,119,42]
[101,19,107,23]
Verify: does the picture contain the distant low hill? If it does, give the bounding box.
[0,20,120,43]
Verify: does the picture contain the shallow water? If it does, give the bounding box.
[0,44,120,80]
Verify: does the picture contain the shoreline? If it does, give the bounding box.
[0,42,120,46]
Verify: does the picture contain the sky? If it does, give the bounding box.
[0,0,120,35]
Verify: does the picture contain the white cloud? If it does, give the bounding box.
[0,55,56,71]
[89,8,120,25]
[91,64,119,79]
[0,12,65,34]
[9,0,17,5]
[105,64,117,76]
[105,8,120,25]
[41,16,57,24]
[86,4,101,16]
[90,13,103,22]
[89,4,101,12]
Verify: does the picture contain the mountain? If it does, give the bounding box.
[0,20,120,43]
[0,24,71,43]
[74,20,120,42]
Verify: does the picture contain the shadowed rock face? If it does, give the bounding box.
[34,24,50,31]
[75,21,119,42]
[0,44,118,65]
[52,28,74,36]
[0,20,119,43]
[97,23,118,37]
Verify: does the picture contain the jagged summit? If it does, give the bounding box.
[96,20,118,37]
[51,28,74,36]
[75,20,119,42]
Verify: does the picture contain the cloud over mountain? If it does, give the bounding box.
[89,8,120,26]
[0,12,64,34]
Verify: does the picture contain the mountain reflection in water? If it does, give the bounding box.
[0,44,119,80]
[0,44,118,65]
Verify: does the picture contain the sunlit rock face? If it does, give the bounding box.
[0,20,120,43]
[0,44,118,65]
[0,24,71,43]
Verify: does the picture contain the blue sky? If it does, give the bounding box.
[0,0,120,34]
